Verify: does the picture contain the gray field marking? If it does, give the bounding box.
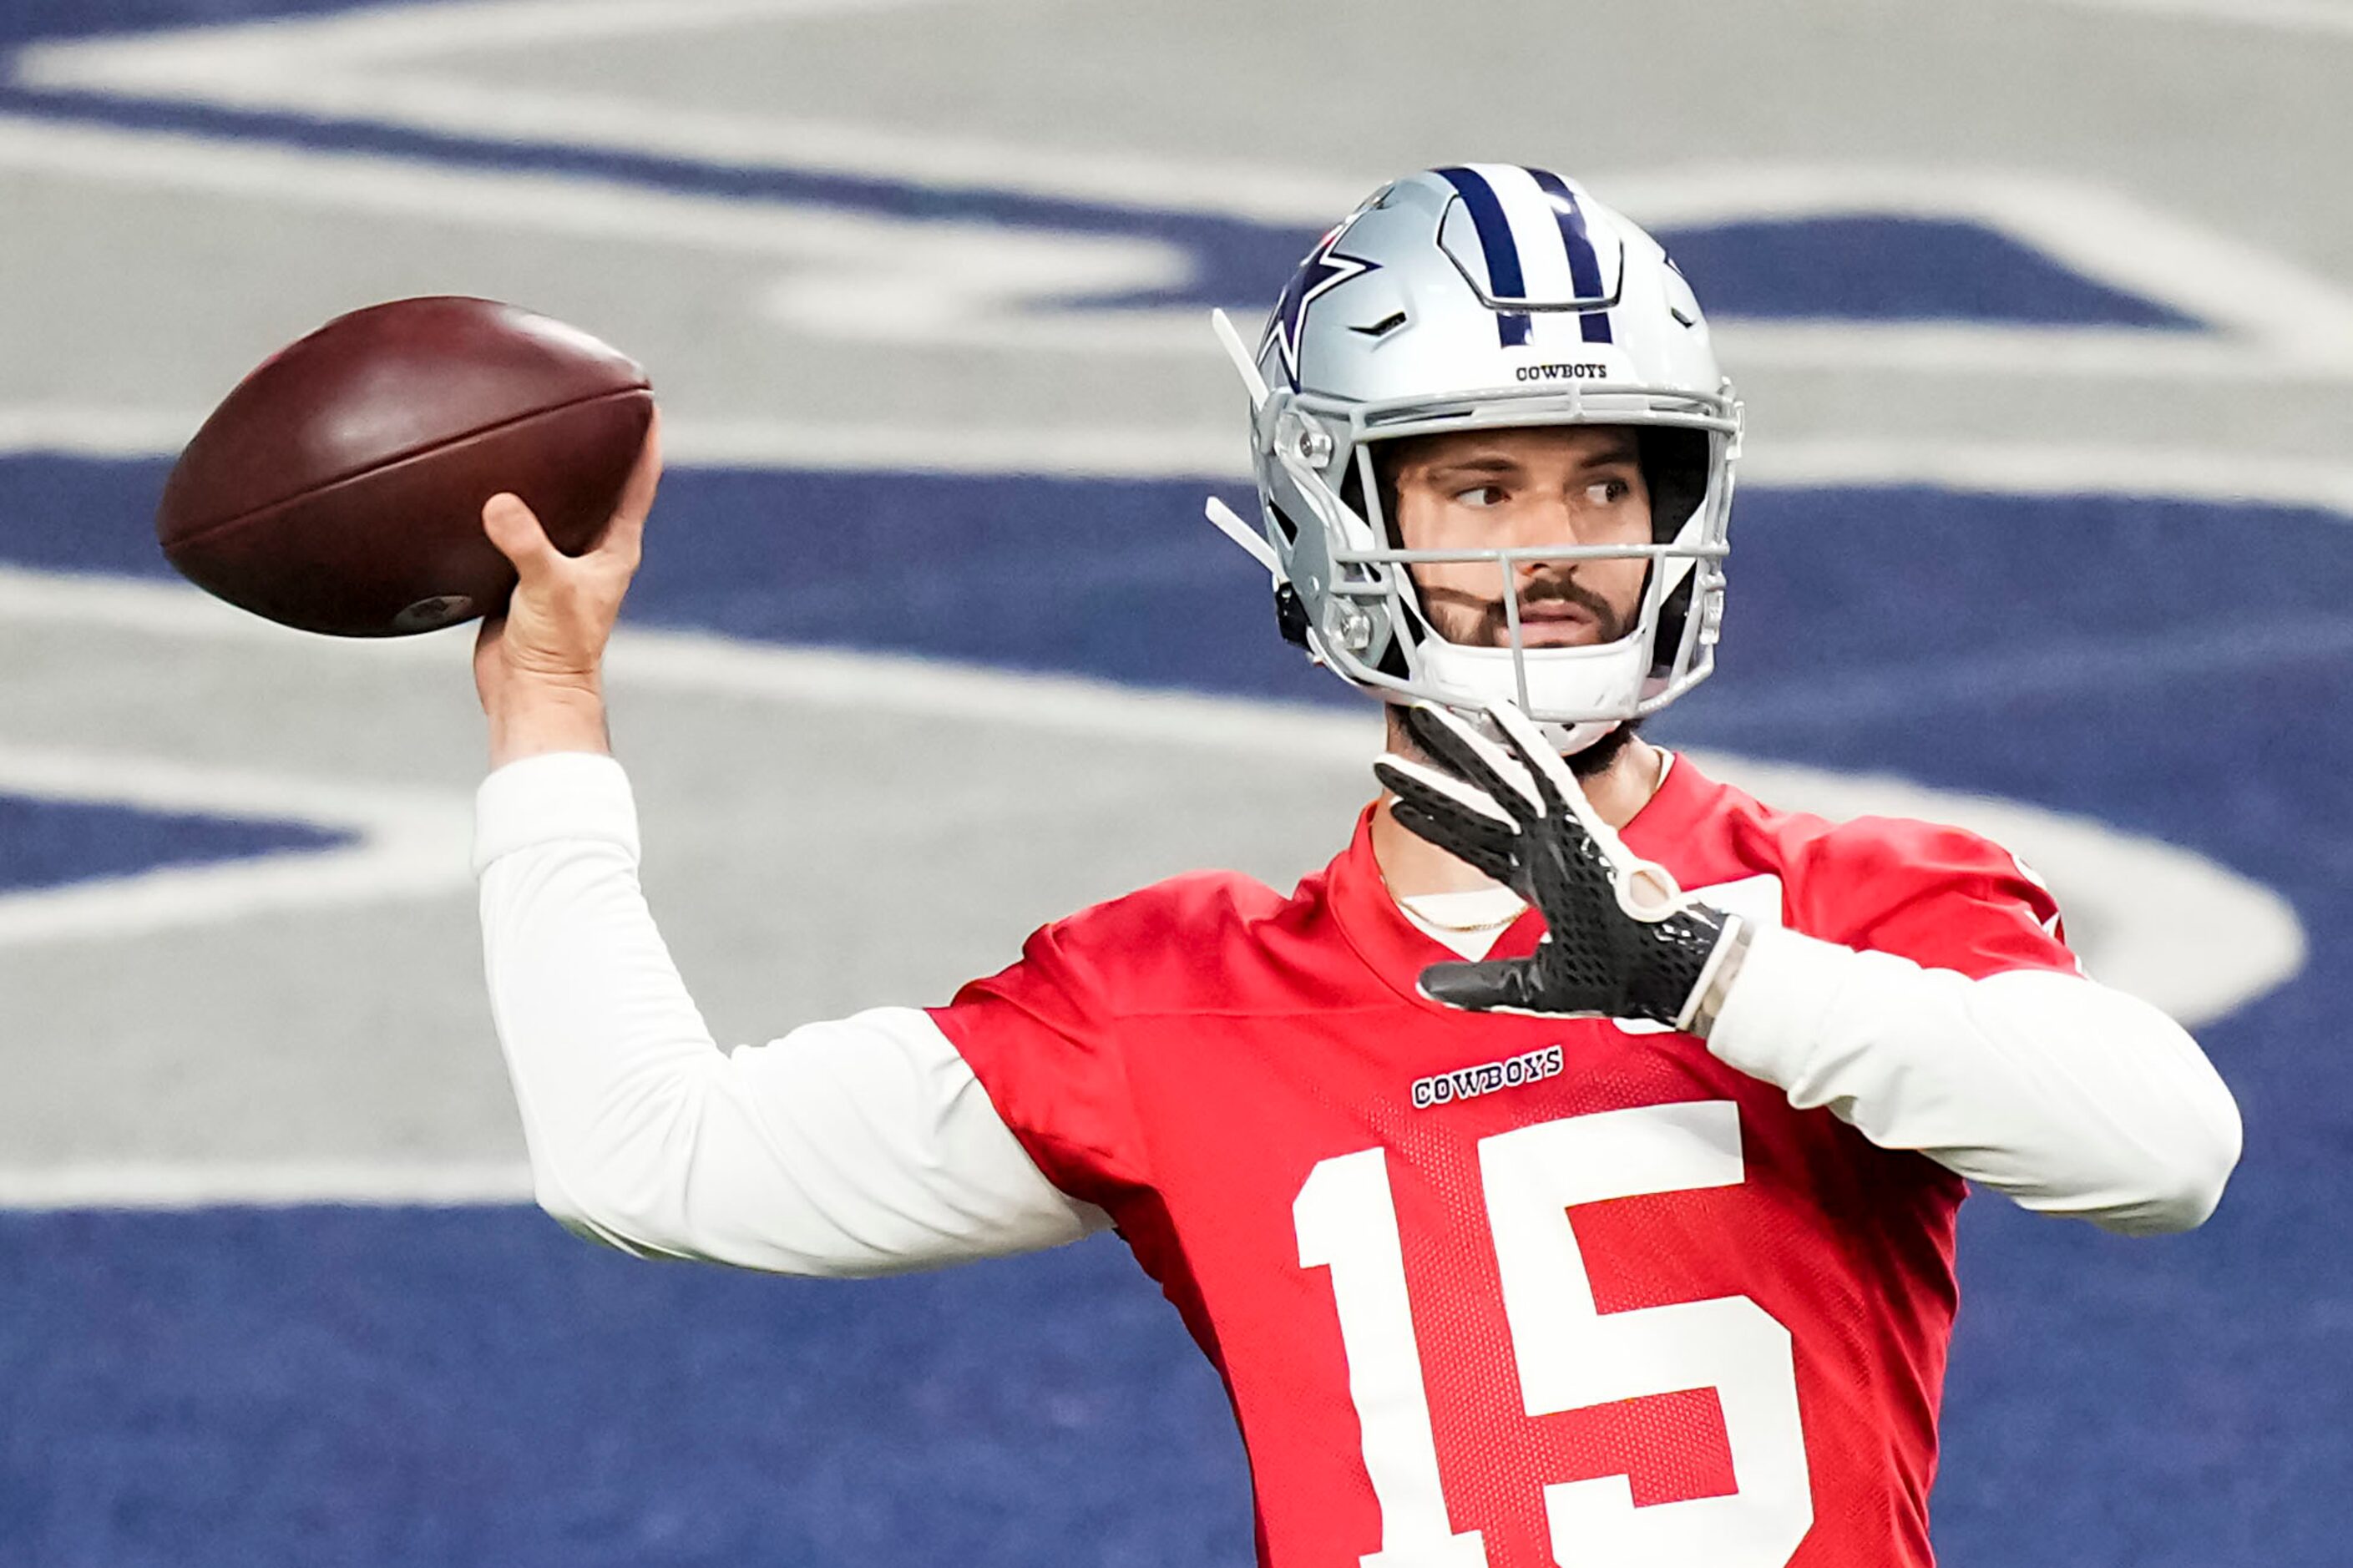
[0,0,2332,1217]
[11,412,2353,515]
[0,554,2304,1208]
[2039,0,2353,36]
[9,0,2350,461]
[9,109,2352,378]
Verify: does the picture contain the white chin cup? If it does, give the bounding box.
[1412,633,1645,756]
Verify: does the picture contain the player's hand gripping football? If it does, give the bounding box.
[473,413,662,766]
[1374,701,1749,1034]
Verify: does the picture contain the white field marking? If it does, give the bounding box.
[916,163,2353,370]
[0,562,2307,1031]
[1600,165,2353,371]
[0,403,200,458]
[18,3,2353,373]
[661,417,1244,478]
[12,0,1376,225]
[1694,753,2306,1032]
[0,564,1374,761]
[2037,0,2353,35]
[790,145,2353,362]
[0,753,2297,1218]
[16,44,1370,226]
[26,0,958,66]
[0,114,1186,315]
[0,564,2305,1208]
[747,299,2353,378]
[762,161,2353,371]
[1746,439,2353,515]
[0,1160,533,1211]
[0,742,473,946]
[0,402,1248,478]
[1713,323,2352,382]
[12,407,2353,518]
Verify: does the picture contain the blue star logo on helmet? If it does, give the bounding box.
[1260,222,1379,388]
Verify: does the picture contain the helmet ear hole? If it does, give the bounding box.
[1273,582,1313,648]
[1337,461,1390,545]
[1639,427,1711,541]
[1342,449,1415,680]
[1651,570,1696,680]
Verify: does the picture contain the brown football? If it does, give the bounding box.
[156,296,654,636]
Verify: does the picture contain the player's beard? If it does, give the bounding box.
[1395,567,1642,781]
[1382,701,1639,781]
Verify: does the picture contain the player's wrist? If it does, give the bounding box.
[487,677,611,766]
[492,661,605,701]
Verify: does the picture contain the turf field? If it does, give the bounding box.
[2,3,2349,1564]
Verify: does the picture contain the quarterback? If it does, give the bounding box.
[469,166,2241,1567]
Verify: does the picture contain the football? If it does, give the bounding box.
[156,296,654,636]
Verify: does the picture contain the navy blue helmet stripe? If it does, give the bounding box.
[1435,165,1533,347]
[1528,167,1616,346]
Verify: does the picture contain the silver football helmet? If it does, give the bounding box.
[1207,164,1741,753]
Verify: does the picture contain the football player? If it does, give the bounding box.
[470,166,2241,1568]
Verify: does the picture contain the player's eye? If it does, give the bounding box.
[1584,477,1633,506]
[1455,484,1508,508]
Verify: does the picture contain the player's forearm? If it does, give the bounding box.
[475,751,746,1258]
[1705,925,2242,1235]
[473,752,1104,1273]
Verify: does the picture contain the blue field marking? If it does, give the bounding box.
[0,454,204,581]
[0,1209,1254,1568]
[19,456,2343,716]
[3,3,2211,332]
[0,4,2335,1561]
[0,73,2209,331]
[6,451,2347,1562]
[0,0,348,48]
[1662,215,2200,329]
[10,450,2350,998]
[0,794,347,892]
[0,1172,2340,1568]
[0,79,1316,317]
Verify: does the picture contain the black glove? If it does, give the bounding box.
[1374,700,1738,1029]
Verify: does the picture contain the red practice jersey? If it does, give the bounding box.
[930,754,2074,1568]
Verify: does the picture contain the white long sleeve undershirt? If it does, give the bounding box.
[477,752,2239,1275]
[1708,924,2239,1234]
[476,753,1106,1277]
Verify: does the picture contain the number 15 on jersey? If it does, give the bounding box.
[1294,1100,1815,1568]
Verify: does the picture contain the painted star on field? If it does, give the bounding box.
[1260,222,1379,387]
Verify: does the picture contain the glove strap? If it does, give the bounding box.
[1675,913,1754,1039]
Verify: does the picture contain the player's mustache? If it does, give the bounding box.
[1424,574,1629,646]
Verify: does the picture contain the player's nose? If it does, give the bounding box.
[1505,493,1586,551]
